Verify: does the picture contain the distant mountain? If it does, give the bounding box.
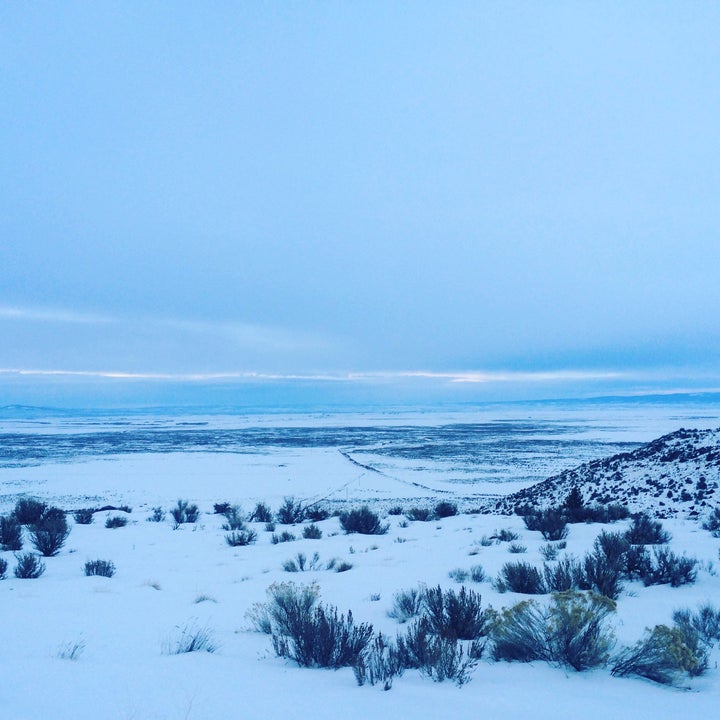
[490,427,720,519]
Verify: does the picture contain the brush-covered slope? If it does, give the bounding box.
[490,427,720,519]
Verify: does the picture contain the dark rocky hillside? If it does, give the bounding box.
[489,427,720,519]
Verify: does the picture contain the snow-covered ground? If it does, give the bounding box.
[1,404,720,719]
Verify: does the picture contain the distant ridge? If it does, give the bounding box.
[490,427,720,519]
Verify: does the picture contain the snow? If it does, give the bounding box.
[2,406,720,719]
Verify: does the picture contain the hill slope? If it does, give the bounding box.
[489,427,720,519]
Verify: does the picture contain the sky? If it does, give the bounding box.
[2,2,720,408]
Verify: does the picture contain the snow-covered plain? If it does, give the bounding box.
[1,403,720,719]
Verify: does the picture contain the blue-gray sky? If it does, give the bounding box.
[2,2,720,407]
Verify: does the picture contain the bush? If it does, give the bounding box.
[448,568,469,583]
[423,585,489,641]
[249,501,273,523]
[641,548,697,587]
[544,557,583,593]
[388,587,425,623]
[306,505,330,522]
[611,625,706,684]
[353,633,404,690]
[540,543,560,561]
[334,561,353,573]
[702,507,720,537]
[672,604,720,645]
[147,506,165,522]
[496,561,547,594]
[105,515,128,529]
[282,552,321,572]
[30,514,70,556]
[339,506,389,535]
[73,508,94,525]
[594,531,630,567]
[491,591,615,671]
[396,617,479,685]
[387,505,404,516]
[302,523,322,540]
[276,497,306,525]
[523,509,568,541]
[0,557,7,580]
[164,622,218,654]
[13,498,47,525]
[221,505,245,531]
[84,559,116,577]
[435,501,458,518]
[170,499,199,525]
[508,543,527,554]
[213,502,231,515]
[494,528,519,542]
[406,507,433,522]
[263,582,372,669]
[625,514,671,545]
[470,565,486,583]
[490,600,549,663]
[545,591,616,671]
[0,514,23,551]
[226,529,258,546]
[14,552,45,579]
[271,531,296,544]
[582,549,624,600]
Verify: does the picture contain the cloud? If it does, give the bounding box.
[0,305,114,324]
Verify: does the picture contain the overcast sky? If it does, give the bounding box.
[2,3,720,407]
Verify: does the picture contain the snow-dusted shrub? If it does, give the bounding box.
[396,617,479,685]
[387,505,404,516]
[334,560,353,573]
[353,633,404,690]
[73,508,94,525]
[470,565,486,583]
[339,506,389,535]
[0,557,7,579]
[490,600,549,663]
[523,509,568,541]
[84,559,116,577]
[672,604,720,646]
[276,497,306,525]
[163,622,218,654]
[170,499,199,525]
[388,586,426,623]
[271,531,296,544]
[0,514,23,551]
[213,502,231,515]
[225,529,257,546]
[582,548,624,600]
[306,505,330,522]
[423,585,489,641]
[14,552,45,579]
[641,547,697,587]
[508,543,527,554]
[221,505,245,531]
[406,507,433,522]
[30,514,70,556]
[624,514,671,545]
[594,530,630,566]
[435,501,458,518]
[545,591,616,671]
[543,556,583,593]
[282,552,321,572]
[701,507,720,537]
[493,528,519,542]
[249,501,273,523]
[611,625,706,684]
[105,515,127,529]
[448,568,469,582]
[147,506,165,522]
[265,582,373,669]
[496,561,547,594]
[540,543,560,561]
[13,498,47,525]
[491,592,615,671]
[302,523,322,539]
